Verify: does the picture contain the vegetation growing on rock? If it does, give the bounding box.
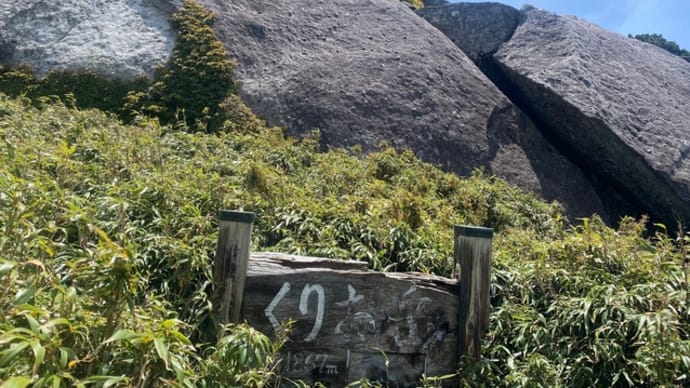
[0,93,548,386]
[125,0,238,131]
[0,0,246,133]
[402,0,425,10]
[2,93,690,386]
[0,64,148,114]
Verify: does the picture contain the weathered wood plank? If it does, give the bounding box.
[248,252,369,274]
[213,210,254,324]
[454,225,493,359]
[243,252,460,387]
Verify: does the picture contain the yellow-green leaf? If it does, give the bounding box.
[154,337,170,368]
[30,340,45,373]
[14,284,37,305]
[0,342,29,367]
[104,330,139,343]
[1,376,32,388]
[0,261,16,275]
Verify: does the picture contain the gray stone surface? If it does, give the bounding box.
[0,0,615,222]
[417,2,519,61]
[202,0,605,221]
[492,6,690,224]
[0,0,176,80]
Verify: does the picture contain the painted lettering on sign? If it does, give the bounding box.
[284,351,341,375]
[264,282,327,342]
[265,281,290,332]
[251,275,457,384]
[263,282,449,350]
[299,284,325,342]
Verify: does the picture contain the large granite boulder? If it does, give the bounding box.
[201,0,605,220]
[417,2,519,61]
[0,0,608,221]
[488,6,690,225]
[0,0,175,80]
[420,3,690,225]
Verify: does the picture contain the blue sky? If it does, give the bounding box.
[449,0,690,50]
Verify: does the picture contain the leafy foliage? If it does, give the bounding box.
[0,64,148,113]
[460,217,690,387]
[0,93,561,385]
[401,0,425,10]
[0,96,276,386]
[2,90,689,385]
[126,0,238,131]
[0,0,250,133]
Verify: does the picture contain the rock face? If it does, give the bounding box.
[0,0,176,80]
[417,2,519,61]
[201,0,605,220]
[0,0,629,222]
[489,6,690,225]
[420,3,690,225]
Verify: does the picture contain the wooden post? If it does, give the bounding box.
[214,210,255,323]
[454,225,493,359]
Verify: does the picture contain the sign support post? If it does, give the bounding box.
[454,225,493,359]
[214,210,255,324]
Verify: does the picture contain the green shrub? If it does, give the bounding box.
[126,0,238,132]
[0,0,249,133]
[401,0,425,10]
[0,64,147,113]
[3,89,690,385]
[0,64,35,96]
[0,95,278,386]
[631,33,690,57]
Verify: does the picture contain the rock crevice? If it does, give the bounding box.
[417,2,519,61]
[206,0,606,221]
[492,6,690,225]
[422,3,690,225]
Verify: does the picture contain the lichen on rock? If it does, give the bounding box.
[0,0,176,81]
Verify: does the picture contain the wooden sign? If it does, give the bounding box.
[242,253,460,387]
[213,210,493,387]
